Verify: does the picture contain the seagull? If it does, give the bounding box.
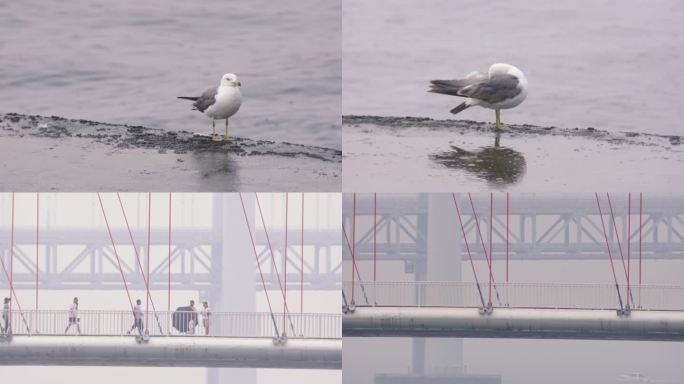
[178,73,243,141]
[429,63,527,131]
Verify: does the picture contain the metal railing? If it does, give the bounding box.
[1,310,341,339]
[342,281,684,311]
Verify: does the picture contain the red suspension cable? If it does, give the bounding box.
[35,193,39,315]
[606,193,629,280]
[254,194,294,319]
[97,193,134,310]
[451,193,484,307]
[0,244,25,325]
[468,193,496,305]
[627,192,631,305]
[351,193,356,302]
[238,193,277,330]
[146,193,151,331]
[489,193,493,302]
[595,193,623,308]
[0,194,27,332]
[342,225,366,294]
[167,193,172,321]
[607,192,633,307]
[373,192,377,282]
[116,194,159,315]
[506,192,509,283]
[639,192,643,307]
[284,193,288,332]
[9,193,14,322]
[0,236,29,331]
[299,192,304,313]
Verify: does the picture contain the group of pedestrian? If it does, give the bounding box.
[60,297,211,336]
[171,300,211,335]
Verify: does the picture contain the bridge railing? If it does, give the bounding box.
[342,281,684,311]
[2,310,341,339]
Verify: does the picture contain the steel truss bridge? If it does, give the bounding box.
[0,227,340,291]
[342,194,684,264]
[0,194,341,292]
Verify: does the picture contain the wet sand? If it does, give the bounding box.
[0,113,341,191]
[343,115,684,192]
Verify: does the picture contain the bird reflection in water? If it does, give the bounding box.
[431,133,526,187]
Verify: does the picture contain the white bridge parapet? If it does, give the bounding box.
[3,310,341,339]
[343,281,684,311]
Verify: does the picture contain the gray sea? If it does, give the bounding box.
[343,0,684,136]
[0,0,341,149]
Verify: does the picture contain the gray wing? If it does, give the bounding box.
[459,73,520,104]
[429,71,488,96]
[192,88,218,112]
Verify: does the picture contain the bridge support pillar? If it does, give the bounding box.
[412,193,463,376]
[207,194,257,384]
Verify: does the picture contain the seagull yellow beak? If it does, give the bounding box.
[235,80,242,87]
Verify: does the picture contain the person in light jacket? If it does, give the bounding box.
[64,297,81,335]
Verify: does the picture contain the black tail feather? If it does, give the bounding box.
[177,96,199,101]
[449,102,469,115]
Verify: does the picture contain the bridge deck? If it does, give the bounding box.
[0,335,341,369]
[343,306,684,341]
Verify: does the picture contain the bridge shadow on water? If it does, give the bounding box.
[431,133,527,187]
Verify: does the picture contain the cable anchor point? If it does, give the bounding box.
[479,302,494,316]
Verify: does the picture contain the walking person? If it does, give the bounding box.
[2,298,9,334]
[128,299,144,336]
[64,297,81,335]
[200,301,211,336]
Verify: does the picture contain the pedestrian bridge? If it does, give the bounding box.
[0,311,341,369]
[342,281,684,341]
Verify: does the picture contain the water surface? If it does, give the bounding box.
[0,0,341,149]
[343,0,684,136]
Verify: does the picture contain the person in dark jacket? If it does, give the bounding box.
[172,300,198,334]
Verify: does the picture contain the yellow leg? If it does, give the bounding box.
[495,109,510,131]
[211,119,221,141]
[223,119,231,141]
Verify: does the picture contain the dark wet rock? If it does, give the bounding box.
[2,113,341,163]
[0,113,341,191]
[343,115,681,148]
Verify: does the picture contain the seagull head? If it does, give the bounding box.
[220,73,242,87]
[489,63,526,82]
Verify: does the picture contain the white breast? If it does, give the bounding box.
[205,86,242,119]
[495,85,527,109]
